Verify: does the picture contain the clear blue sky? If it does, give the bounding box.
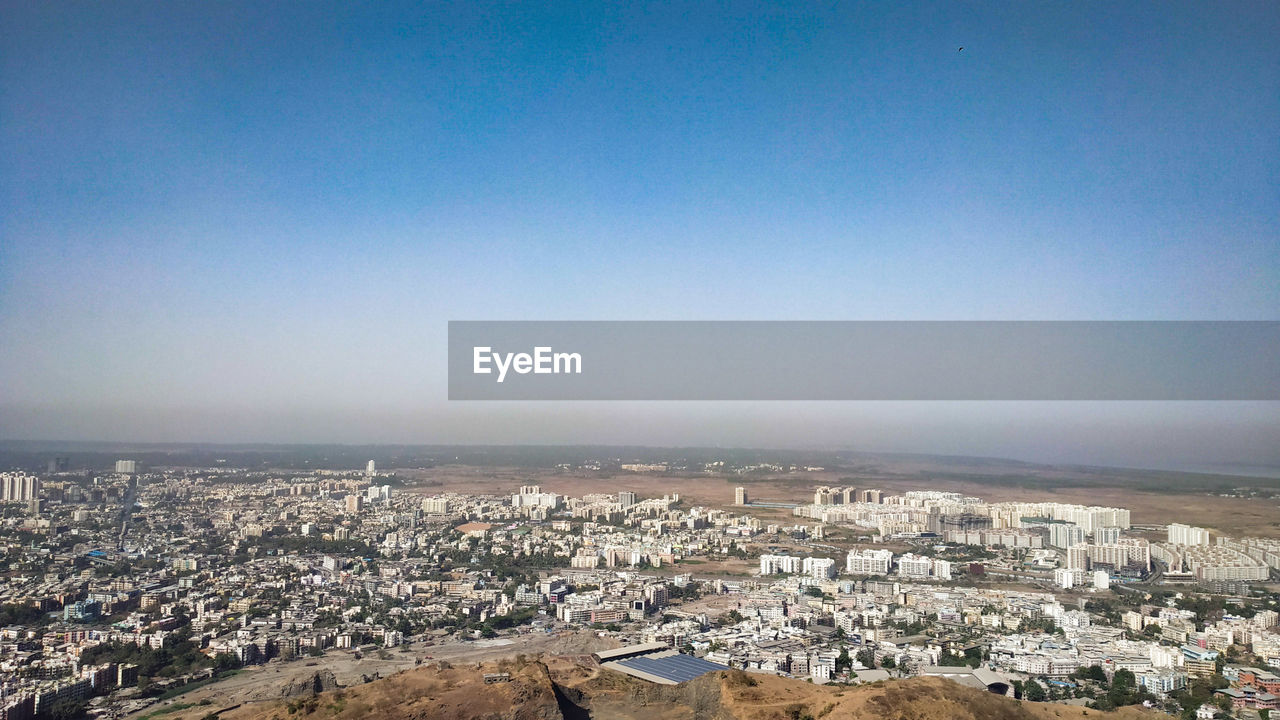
[1,1,1277,470]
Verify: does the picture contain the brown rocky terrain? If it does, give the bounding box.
[164,655,1159,720]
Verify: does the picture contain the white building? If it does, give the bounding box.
[1168,523,1210,546]
[1049,523,1086,549]
[760,554,802,575]
[897,553,933,578]
[512,485,560,510]
[803,557,836,580]
[846,548,893,575]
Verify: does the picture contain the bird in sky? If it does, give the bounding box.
[958,46,964,52]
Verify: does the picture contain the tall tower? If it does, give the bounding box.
[734,487,747,505]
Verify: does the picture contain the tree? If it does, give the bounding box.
[1073,664,1108,685]
[836,646,851,672]
[856,648,876,669]
[1023,679,1047,702]
[213,652,240,672]
[43,698,87,720]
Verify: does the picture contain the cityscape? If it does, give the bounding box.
[0,452,1276,720]
[3,2,1278,720]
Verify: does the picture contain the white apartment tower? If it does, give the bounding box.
[1168,523,1210,546]
[846,548,893,575]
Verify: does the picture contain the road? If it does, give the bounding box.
[117,477,140,548]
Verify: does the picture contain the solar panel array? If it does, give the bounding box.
[614,653,728,684]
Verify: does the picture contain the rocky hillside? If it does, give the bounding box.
[160,657,1158,720]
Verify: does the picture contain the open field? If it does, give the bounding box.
[402,461,1280,538]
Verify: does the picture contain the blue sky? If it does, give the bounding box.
[1,1,1277,469]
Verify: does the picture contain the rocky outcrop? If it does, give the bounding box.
[280,669,340,699]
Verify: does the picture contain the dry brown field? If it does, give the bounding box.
[402,464,1280,538]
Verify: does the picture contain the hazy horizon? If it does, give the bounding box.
[3,2,1277,470]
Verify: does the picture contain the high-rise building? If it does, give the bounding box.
[365,460,376,475]
[1093,526,1121,545]
[846,548,893,575]
[1168,523,1210,546]
[859,489,882,504]
[47,456,70,473]
[114,460,137,474]
[759,554,802,575]
[618,491,637,508]
[346,494,364,513]
[512,485,560,509]
[0,473,41,502]
[803,557,836,580]
[897,553,933,578]
[1066,544,1090,570]
[1049,523,1087,549]
[421,497,450,514]
[734,487,747,505]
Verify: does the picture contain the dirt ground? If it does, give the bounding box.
[404,465,1280,538]
[125,631,616,719]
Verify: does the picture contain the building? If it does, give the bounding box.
[1181,646,1219,678]
[421,497,450,514]
[897,553,933,578]
[346,494,364,513]
[1158,544,1268,581]
[0,473,40,503]
[365,460,376,475]
[760,554,802,575]
[1049,523,1086,549]
[619,491,637,508]
[1093,526,1121,545]
[512,485,560,509]
[1067,544,1090,570]
[803,557,836,580]
[846,548,893,575]
[813,486,855,506]
[115,460,137,474]
[734,487,748,505]
[1169,523,1210,546]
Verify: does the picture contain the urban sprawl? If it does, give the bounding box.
[1,461,1278,720]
